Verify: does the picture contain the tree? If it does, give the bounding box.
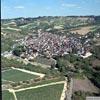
[93,46,100,59]
[12,45,26,56]
[56,58,69,75]
[91,72,100,88]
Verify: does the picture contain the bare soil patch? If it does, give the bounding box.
[92,59,100,68]
[72,77,99,93]
[70,26,94,35]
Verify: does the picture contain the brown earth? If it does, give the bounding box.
[92,59,100,68]
[72,77,99,93]
[70,26,94,35]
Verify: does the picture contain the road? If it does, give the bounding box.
[11,67,45,78]
[60,79,67,100]
[66,78,73,100]
[8,89,17,100]
[14,81,65,92]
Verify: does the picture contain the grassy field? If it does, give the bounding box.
[2,90,15,100]
[2,69,38,82]
[34,56,54,66]
[21,64,61,77]
[14,76,65,89]
[16,84,64,100]
[2,80,12,84]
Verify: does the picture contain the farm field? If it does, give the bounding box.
[16,83,64,100]
[14,77,65,89]
[72,78,99,93]
[2,69,38,82]
[2,90,15,100]
[70,26,95,35]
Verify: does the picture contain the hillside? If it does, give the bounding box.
[1,16,100,100]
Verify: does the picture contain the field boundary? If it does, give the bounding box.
[2,69,12,72]
[60,81,67,100]
[2,79,15,83]
[8,89,17,100]
[11,67,45,78]
[14,81,65,92]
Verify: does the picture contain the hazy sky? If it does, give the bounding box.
[1,0,100,19]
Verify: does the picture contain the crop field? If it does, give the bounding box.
[70,26,94,35]
[2,69,38,82]
[2,90,15,100]
[14,77,65,89]
[16,83,64,100]
[73,78,99,93]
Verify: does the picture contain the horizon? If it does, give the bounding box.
[1,0,100,19]
[1,15,100,20]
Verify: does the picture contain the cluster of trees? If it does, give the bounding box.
[12,45,26,56]
[90,71,100,88]
[56,58,69,75]
[54,53,100,88]
[91,46,100,60]
[55,54,78,76]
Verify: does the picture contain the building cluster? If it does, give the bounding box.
[21,32,91,58]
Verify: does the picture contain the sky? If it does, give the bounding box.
[1,0,100,19]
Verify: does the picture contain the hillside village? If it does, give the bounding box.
[1,16,100,100]
[12,31,93,60]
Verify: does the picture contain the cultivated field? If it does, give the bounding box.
[2,90,15,100]
[70,26,94,35]
[16,83,64,100]
[72,78,99,93]
[2,68,38,82]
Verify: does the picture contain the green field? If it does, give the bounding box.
[2,80,12,84]
[14,77,65,89]
[16,84,64,100]
[2,69,38,82]
[2,90,15,100]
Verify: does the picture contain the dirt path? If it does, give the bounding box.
[2,27,21,31]
[60,80,67,100]
[2,79,15,83]
[2,69,12,72]
[14,81,65,92]
[17,56,51,68]
[11,67,45,78]
[66,78,73,100]
[8,89,17,100]
[7,27,21,31]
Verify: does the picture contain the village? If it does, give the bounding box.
[15,30,92,61]
[1,16,100,100]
